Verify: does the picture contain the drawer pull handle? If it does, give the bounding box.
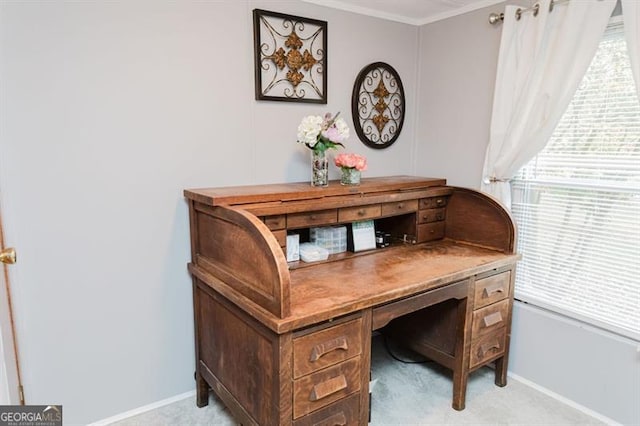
[310,336,349,362]
[310,215,317,220]
[478,341,501,358]
[436,212,444,220]
[482,283,505,298]
[482,311,503,328]
[313,412,347,426]
[397,203,404,209]
[436,198,444,205]
[358,209,366,216]
[309,375,348,402]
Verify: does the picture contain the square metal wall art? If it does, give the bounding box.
[253,9,327,103]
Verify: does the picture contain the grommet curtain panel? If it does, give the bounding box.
[481,0,616,208]
[622,0,640,98]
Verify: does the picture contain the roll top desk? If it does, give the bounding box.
[185,176,520,425]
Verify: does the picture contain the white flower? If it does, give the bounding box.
[297,115,323,147]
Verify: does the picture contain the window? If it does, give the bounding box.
[511,17,640,341]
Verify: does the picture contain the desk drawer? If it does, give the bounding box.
[417,222,445,242]
[418,208,446,224]
[293,357,361,419]
[293,318,362,378]
[292,393,360,426]
[380,200,418,216]
[263,214,286,230]
[474,271,511,309]
[469,330,506,368]
[288,210,338,229]
[338,205,381,222]
[420,196,448,209]
[472,299,509,339]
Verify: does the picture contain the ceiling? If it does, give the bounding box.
[301,0,505,25]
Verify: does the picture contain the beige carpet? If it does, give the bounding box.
[112,335,604,425]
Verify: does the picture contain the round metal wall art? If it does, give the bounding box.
[351,62,405,149]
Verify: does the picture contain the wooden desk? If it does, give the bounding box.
[185,176,519,425]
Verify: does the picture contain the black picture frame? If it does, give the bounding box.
[253,9,327,103]
[351,62,406,149]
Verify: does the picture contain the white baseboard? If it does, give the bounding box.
[89,390,196,425]
[507,372,620,426]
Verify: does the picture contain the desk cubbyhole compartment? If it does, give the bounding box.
[374,213,417,245]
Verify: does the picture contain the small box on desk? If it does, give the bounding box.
[310,226,347,254]
[299,243,329,262]
[347,220,377,252]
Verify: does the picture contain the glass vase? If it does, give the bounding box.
[340,168,361,186]
[311,150,329,187]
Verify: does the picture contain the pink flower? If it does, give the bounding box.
[321,127,341,144]
[334,153,367,171]
[297,112,348,152]
[321,117,349,144]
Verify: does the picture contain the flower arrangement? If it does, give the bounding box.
[335,153,367,186]
[334,153,367,171]
[297,112,349,153]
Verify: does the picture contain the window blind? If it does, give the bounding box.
[511,19,640,341]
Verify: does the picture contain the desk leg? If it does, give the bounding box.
[452,297,472,411]
[494,356,508,387]
[495,282,514,388]
[196,372,210,407]
[360,309,373,426]
[452,370,468,411]
[193,277,210,408]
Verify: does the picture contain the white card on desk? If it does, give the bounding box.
[286,234,300,262]
[349,220,376,252]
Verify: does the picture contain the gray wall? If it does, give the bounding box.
[0,1,418,423]
[415,4,505,188]
[416,4,640,425]
[511,304,640,425]
[1,0,638,424]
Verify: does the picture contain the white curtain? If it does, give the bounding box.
[622,0,640,97]
[481,0,616,208]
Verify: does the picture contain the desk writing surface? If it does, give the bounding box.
[287,240,519,327]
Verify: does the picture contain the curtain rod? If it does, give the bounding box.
[488,0,570,24]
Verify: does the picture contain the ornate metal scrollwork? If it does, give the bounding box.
[351,62,405,149]
[253,9,327,103]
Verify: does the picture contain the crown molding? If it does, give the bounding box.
[300,0,423,25]
[301,0,505,26]
[416,0,505,25]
